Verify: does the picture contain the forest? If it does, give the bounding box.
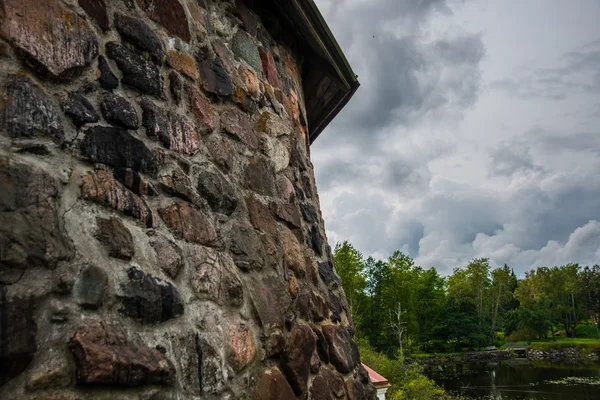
[334,241,600,357]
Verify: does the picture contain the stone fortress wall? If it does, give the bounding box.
[0,0,375,399]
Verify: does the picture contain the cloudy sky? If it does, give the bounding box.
[311,0,600,275]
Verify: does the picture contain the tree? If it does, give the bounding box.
[580,265,600,338]
[490,264,517,336]
[333,241,367,329]
[388,301,408,358]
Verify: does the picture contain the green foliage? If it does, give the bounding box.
[527,341,600,351]
[332,240,600,363]
[357,339,452,399]
[391,373,449,400]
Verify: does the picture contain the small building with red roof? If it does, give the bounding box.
[362,363,392,399]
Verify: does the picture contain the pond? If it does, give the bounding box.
[427,359,600,399]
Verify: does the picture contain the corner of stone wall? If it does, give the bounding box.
[0,0,376,399]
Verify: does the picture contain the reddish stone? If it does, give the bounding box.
[167,50,199,80]
[283,325,316,395]
[272,203,302,229]
[246,274,291,329]
[289,276,299,299]
[239,66,261,97]
[150,236,183,279]
[310,367,346,400]
[141,99,201,155]
[227,323,256,372]
[81,170,154,227]
[259,48,281,89]
[158,201,217,245]
[137,0,191,42]
[213,40,235,73]
[280,228,305,277]
[0,0,98,80]
[220,108,257,149]
[69,322,175,386]
[252,368,296,400]
[78,0,109,31]
[205,136,234,173]
[245,194,277,236]
[322,325,358,374]
[185,83,214,132]
[186,0,207,35]
[278,176,296,203]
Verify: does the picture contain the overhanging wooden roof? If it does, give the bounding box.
[243,0,360,144]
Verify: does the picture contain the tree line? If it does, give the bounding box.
[334,241,600,356]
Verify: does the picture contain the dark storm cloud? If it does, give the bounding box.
[314,0,484,150]
[312,0,600,273]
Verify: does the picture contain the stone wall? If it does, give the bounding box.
[0,0,375,399]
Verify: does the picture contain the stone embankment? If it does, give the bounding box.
[0,0,375,399]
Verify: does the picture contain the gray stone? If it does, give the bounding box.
[196,166,239,216]
[118,266,184,324]
[318,260,341,289]
[73,265,108,309]
[196,46,234,96]
[98,56,119,90]
[198,338,225,394]
[260,135,289,172]
[232,30,262,73]
[0,158,73,282]
[245,157,277,196]
[229,222,265,271]
[3,75,64,139]
[311,225,324,256]
[81,126,157,173]
[95,216,135,260]
[159,164,198,203]
[0,293,37,386]
[169,71,183,104]
[300,201,318,224]
[114,13,165,63]
[101,92,139,128]
[190,248,243,306]
[63,92,100,127]
[106,42,163,97]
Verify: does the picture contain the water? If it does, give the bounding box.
[427,360,600,399]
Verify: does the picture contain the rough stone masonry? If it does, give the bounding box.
[0,0,374,399]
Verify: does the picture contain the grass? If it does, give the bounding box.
[527,340,600,352]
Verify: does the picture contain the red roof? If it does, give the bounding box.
[362,363,391,388]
